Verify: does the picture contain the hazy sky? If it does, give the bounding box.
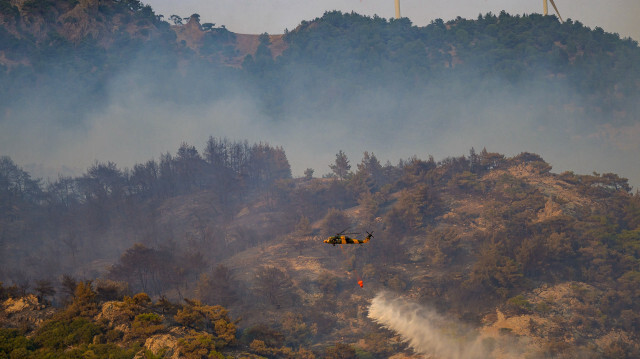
[146,0,640,41]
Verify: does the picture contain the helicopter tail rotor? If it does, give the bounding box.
[364,231,374,243]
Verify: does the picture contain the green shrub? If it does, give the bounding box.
[64,343,143,359]
[34,317,102,349]
[175,301,236,349]
[507,295,533,314]
[127,313,165,339]
[535,301,552,315]
[178,331,221,358]
[0,329,36,357]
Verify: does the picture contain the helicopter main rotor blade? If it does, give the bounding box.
[337,228,350,235]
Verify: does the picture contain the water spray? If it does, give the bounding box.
[368,292,488,359]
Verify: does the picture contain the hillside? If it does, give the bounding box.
[1,145,639,357]
[2,1,640,357]
[273,11,640,125]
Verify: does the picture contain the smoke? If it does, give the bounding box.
[4,56,640,187]
[2,14,639,189]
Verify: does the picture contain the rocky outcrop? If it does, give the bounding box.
[1,294,55,329]
[140,333,180,359]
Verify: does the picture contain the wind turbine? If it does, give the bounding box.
[543,0,563,22]
[394,0,401,19]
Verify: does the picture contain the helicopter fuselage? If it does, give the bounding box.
[324,234,372,246]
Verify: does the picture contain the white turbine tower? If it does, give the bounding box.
[543,0,563,22]
[394,0,401,19]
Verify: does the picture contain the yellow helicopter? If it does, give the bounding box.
[324,230,374,246]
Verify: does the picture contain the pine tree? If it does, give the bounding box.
[329,150,351,180]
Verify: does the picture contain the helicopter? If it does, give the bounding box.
[324,230,374,246]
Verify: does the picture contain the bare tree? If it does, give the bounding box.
[254,266,294,308]
[34,279,55,303]
[108,244,169,296]
[196,264,237,307]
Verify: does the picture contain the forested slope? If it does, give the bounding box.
[249,10,640,125]
[2,144,639,357]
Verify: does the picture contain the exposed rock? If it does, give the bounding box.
[3,294,41,313]
[1,294,55,328]
[142,333,179,359]
[97,300,122,324]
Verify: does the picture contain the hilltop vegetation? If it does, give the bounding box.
[270,11,640,124]
[1,2,639,125]
[0,0,240,124]
[1,141,640,357]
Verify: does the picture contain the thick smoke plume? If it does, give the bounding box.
[368,292,532,359]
